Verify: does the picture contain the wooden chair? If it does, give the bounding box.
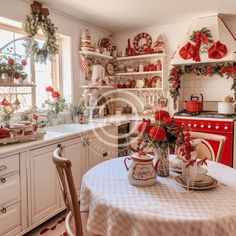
[190,132,226,162]
[52,147,83,236]
[52,147,99,236]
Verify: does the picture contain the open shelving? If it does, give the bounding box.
[116,53,166,61]
[0,83,36,87]
[116,71,162,76]
[79,50,113,60]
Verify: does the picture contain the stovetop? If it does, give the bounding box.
[174,110,236,120]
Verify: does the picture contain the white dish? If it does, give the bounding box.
[175,175,218,190]
[169,154,182,173]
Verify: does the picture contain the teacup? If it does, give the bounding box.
[195,167,207,181]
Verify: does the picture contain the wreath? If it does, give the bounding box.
[169,63,236,109]
[22,6,58,64]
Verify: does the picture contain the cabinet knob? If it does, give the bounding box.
[1,207,7,213]
[103,152,108,157]
[0,165,7,172]
[0,178,6,183]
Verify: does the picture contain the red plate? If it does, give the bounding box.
[133,32,152,53]
[150,76,161,88]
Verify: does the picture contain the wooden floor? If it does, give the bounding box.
[24,211,67,236]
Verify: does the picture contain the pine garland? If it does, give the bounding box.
[169,63,236,109]
[22,12,59,64]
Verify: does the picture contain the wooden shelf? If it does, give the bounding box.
[79,51,113,60]
[116,53,166,61]
[0,83,36,87]
[116,71,162,76]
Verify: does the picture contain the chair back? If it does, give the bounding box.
[52,147,83,236]
[190,132,226,162]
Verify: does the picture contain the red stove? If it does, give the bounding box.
[174,110,236,168]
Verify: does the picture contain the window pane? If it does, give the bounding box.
[15,33,27,56]
[0,29,14,53]
[35,60,53,108]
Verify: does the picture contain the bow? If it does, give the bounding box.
[31,1,49,16]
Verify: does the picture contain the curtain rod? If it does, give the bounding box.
[22,0,109,34]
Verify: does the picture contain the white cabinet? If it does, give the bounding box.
[63,137,87,195]
[87,127,118,168]
[0,154,22,236]
[0,124,118,235]
[28,137,87,226]
[29,144,62,225]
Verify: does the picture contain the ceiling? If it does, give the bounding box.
[44,0,236,33]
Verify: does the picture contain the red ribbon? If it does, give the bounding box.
[179,42,195,60]
[193,32,209,62]
[208,40,227,59]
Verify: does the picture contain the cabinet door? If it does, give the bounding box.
[87,127,118,169]
[63,137,87,196]
[29,144,61,225]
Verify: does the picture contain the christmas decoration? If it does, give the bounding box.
[22,1,58,64]
[179,42,195,60]
[179,27,215,62]
[169,63,236,109]
[208,41,227,59]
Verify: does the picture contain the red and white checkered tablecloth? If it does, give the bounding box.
[80,157,236,236]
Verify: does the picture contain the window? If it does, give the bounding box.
[0,23,60,112]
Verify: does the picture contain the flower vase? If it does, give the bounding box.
[50,116,59,126]
[182,160,197,187]
[155,148,169,177]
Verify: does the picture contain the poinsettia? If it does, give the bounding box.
[137,110,183,152]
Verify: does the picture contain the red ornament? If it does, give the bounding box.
[179,42,195,60]
[208,40,227,59]
[8,57,14,65]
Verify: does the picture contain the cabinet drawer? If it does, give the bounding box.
[0,202,21,236]
[0,174,20,206]
[0,155,19,177]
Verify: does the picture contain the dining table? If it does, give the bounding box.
[80,156,236,236]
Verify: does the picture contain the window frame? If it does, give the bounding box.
[0,22,61,111]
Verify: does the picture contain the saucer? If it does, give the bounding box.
[175,175,218,190]
[169,154,182,173]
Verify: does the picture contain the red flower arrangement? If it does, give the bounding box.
[43,87,65,117]
[137,110,183,152]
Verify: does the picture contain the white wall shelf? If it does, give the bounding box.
[116,53,166,61]
[0,83,36,87]
[79,50,113,60]
[116,71,162,76]
[116,88,162,91]
[81,85,115,89]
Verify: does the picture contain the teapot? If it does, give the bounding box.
[124,152,158,186]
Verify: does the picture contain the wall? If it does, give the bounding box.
[0,0,110,102]
[112,18,236,114]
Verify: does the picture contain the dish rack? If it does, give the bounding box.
[0,130,47,145]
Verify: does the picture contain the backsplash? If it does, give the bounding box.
[179,74,234,111]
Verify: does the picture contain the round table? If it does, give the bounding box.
[80,157,236,236]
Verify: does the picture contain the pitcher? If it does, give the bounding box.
[124,152,158,186]
[91,64,105,85]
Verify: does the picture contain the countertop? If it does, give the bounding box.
[0,114,152,158]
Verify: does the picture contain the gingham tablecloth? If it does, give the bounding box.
[80,157,236,236]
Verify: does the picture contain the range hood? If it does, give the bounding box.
[171,14,236,65]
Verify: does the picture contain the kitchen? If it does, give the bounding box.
[1,1,236,236]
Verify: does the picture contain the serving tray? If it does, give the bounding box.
[0,130,46,145]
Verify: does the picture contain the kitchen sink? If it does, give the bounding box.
[45,123,106,133]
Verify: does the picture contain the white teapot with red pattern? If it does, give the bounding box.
[124,152,157,186]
